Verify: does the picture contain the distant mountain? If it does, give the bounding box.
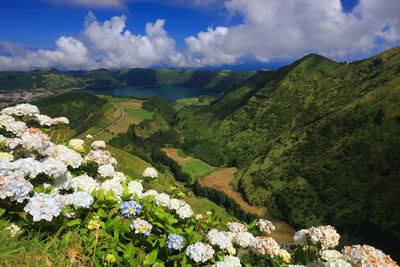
[0,68,255,93]
[175,46,400,259]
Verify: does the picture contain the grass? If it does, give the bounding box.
[180,160,215,179]
[0,227,89,266]
[172,96,213,111]
[107,145,153,180]
[162,148,215,179]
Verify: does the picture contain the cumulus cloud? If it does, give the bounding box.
[184,0,400,66]
[1,0,400,70]
[0,12,185,70]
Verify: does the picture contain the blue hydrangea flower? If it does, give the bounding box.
[119,200,142,218]
[166,233,184,251]
[130,218,152,236]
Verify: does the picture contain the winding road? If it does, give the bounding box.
[92,103,125,137]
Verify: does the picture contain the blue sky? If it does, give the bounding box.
[0,0,399,70]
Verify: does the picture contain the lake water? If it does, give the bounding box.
[81,84,220,103]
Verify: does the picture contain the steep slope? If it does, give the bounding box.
[176,47,400,258]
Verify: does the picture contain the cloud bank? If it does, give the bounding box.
[1,0,400,70]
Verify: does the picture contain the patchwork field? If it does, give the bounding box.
[162,147,215,178]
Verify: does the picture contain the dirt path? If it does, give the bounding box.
[199,167,268,217]
[162,148,194,163]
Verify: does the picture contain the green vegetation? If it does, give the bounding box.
[174,47,400,259]
[33,92,108,135]
[0,68,255,94]
[180,160,215,179]
[172,96,213,111]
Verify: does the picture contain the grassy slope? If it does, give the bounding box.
[175,47,400,258]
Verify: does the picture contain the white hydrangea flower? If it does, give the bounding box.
[168,198,186,210]
[321,250,345,262]
[85,134,93,139]
[12,157,43,178]
[54,145,83,168]
[52,117,69,125]
[185,242,215,263]
[308,225,340,249]
[342,245,398,267]
[0,114,27,135]
[322,259,352,267]
[154,193,170,207]
[109,157,118,166]
[256,219,275,234]
[229,222,248,233]
[65,191,94,209]
[1,103,39,116]
[99,178,124,202]
[250,236,280,257]
[20,128,55,156]
[5,224,21,237]
[6,137,22,149]
[143,167,158,178]
[176,203,193,219]
[141,189,158,199]
[112,172,126,183]
[98,163,115,178]
[0,171,33,203]
[41,157,68,178]
[232,232,255,248]
[91,140,106,149]
[0,152,14,161]
[24,192,65,222]
[72,175,99,194]
[212,256,241,267]
[0,158,13,172]
[68,139,84,150]
[207,229,232,250]
[34,114,53,126]
[293,229,309,246]
[127,180,143,198]
[53,172,74,190]
[84,150,113,165]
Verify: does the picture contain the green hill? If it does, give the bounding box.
[175,47,400,259]
[0,68,254,93]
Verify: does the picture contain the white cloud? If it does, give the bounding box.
[1,1,400,70]
[184,0,400,66]
[0,12,185,70]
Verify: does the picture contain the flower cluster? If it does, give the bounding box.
[0,171,33,203]
[293,225,340,249]
[119,201,142,218]
[23,192,65,222]
[186,242,215,263]
[142,167,158,178]
[251,236,280,257]
[256,219,275,234]
[207,229,233,250]
[65,191,94,209]
[130,218,152,236]
[212,256,242,267]
[229,222,248,233]
[91,140,106,149]
[166,233,184,251]
[342,245,398,267]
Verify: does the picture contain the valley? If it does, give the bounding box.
[20,46,400,261]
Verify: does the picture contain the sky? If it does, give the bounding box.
[0,0,399,71]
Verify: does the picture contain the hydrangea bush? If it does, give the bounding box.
[0,103,398,266]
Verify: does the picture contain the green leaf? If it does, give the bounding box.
[123,243,134,260]
[0,208,6,217]
[144,249,158,265]
[97,208,107,218]
[66,218,81,227]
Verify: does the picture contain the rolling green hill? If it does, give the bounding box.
[0,68,254,93]
[175,46,400,259]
